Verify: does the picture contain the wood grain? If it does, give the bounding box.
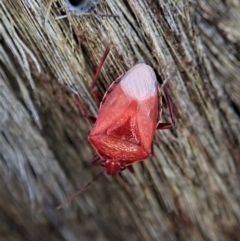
[0,0,240,240]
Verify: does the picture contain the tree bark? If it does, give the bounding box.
[0,0,240,241]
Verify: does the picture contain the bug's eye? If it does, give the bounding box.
[120,166,126,171]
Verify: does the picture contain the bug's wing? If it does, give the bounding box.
[90,84,131,135]
[137,95,159,154]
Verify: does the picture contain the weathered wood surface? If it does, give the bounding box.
[0,0,240,240]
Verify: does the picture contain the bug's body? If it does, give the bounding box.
[89,64,160,175]
[72,46,175,177]
[57,47,176,209]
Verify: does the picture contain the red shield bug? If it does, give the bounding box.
[57,46,175,209]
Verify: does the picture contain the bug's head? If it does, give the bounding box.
[103,160,125,176]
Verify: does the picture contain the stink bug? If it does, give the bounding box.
[57,46,175,209]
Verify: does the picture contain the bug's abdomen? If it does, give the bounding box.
[89,97,158,161]
[89,134,150,161]
[89,100,146,161]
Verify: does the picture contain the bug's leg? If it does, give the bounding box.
[89,155,101,166]
[71,46,111,120]
[90,45,112,104]
[157,86,176,130]
[127,165,135,174]
[73,93,96,123]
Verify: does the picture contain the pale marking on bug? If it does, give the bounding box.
[120,64,157,101]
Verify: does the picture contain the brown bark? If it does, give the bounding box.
[0,0,240,240]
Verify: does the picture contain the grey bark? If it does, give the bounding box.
[0,0,240,241]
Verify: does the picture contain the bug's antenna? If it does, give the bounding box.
[57,171,104,210]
